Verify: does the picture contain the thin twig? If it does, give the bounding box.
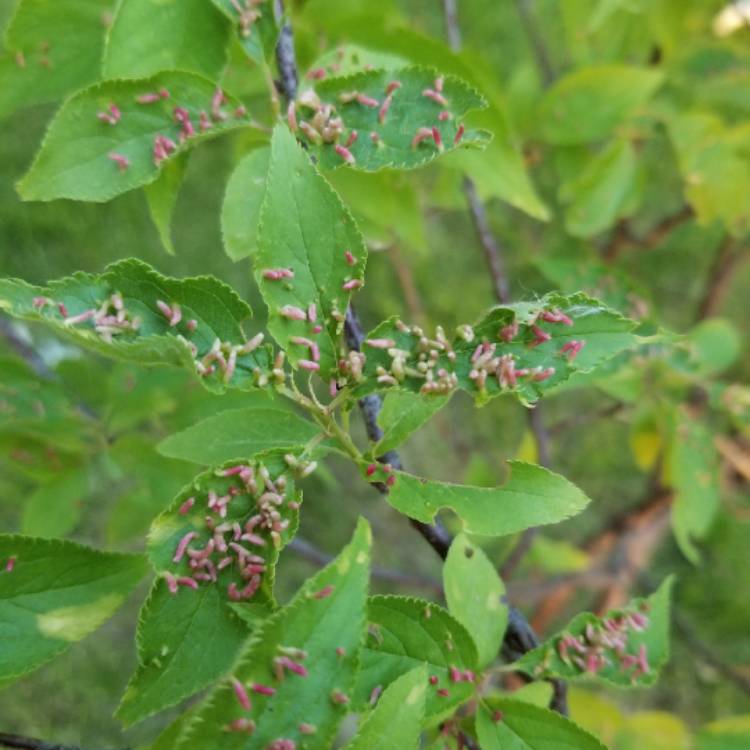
[440,0,567,714]
[602,206,693,262]
[463,178,511,304]
[512,0,556,87]
[442,0,463,52]
[273,0,298,102]
[0,734,126,750]
[0,318,55,380]
[500,408,549,579]
[696,237,745,321]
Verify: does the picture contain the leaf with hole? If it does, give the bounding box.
[366,461,591,538]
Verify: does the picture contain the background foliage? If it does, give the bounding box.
[0,0,749,748]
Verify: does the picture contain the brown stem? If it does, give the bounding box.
[696,238,746,321]
[602,206,693,262]
[0,734,126,750]
[512,0,556,87]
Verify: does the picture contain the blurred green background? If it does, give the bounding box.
[1,0,749,747]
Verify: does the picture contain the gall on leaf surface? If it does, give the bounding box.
[515,577,673,688]
[353,596,478,724]
[256,125,367,375]
[18,72,253,203]
[117,454,302,725]
[0,258,274,394]
[365,460,591,538]
[211,0,280,65]
[0,536,147,687]
[348,292,638,406]
[476,700,608,750]
[176,518,371,749]
[295,66,489,171]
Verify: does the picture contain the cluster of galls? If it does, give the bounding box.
[103,85,247,172]
[33,292,141,344]
[335,307,586,398]
[164,459,306,602]
[228,0,266,38]
[548,603,652,681]
[289,75,461,165]
[224,620,347,745]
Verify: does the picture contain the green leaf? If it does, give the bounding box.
[444,534,507,668]
[211,0,279,65]
[118,456,302,725]
[178,518,372,749]
[686,318,741,377]
[374,391,449,454]
[669,413,721,563]
[299,66,488,171]
[344,665,427,750]
[22,466,88,538]
[157,403,321,465]
[146,455,301,591]
[103,0,230,79]
[221,146,270,261]
[515,577,673,688]
[256,125,367,375]
[144,154,187,255]
[0,0,108,120]
[667,112,750,235]
[697,715,750,750]
[348,292,638,406]
[561,139,636,238]
[369,461,591,538]
[307,44,408,79]
[117,579,249,727]
[476,701,608,750]
[18,72,252,203]
[536,65,663,145]
[0,258,273,394]
[443,105,550,221]
[0,536,147,686]
[143,709,197,750]
[354,596,478,722]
